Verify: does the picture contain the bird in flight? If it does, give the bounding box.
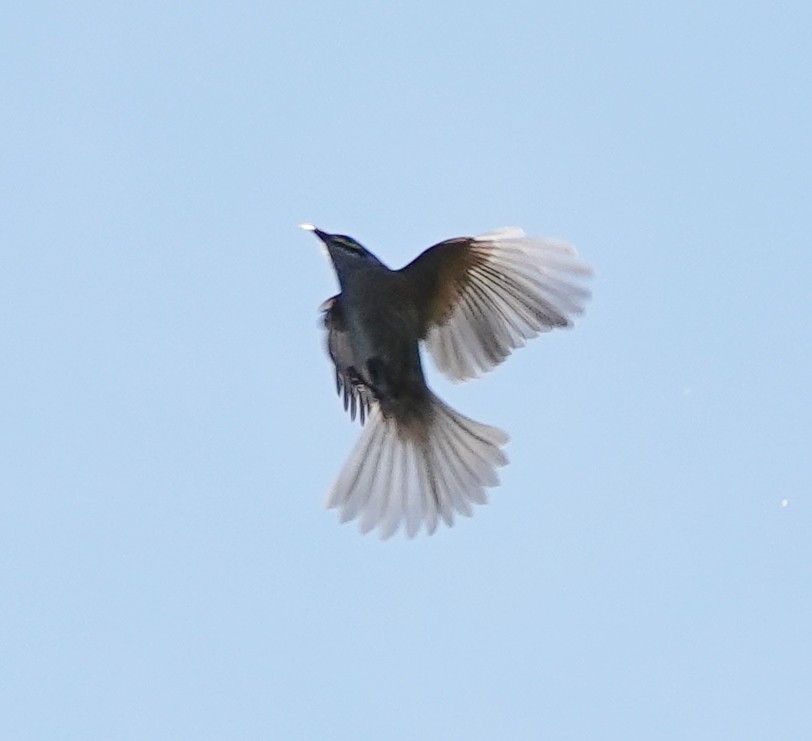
[302,224,591,539]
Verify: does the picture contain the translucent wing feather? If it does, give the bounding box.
[401,228,592,382]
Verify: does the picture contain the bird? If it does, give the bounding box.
[302,223,591,539]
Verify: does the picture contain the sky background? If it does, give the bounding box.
[2,2,811,739]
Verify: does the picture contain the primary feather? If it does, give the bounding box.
[402,228,592,382]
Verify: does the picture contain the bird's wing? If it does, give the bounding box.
[321,295,372,424]
[399,227,592,382]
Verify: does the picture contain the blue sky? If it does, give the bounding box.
[2,2,810,739]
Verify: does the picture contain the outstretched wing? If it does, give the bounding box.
[399,227,592,382]
[321,295,372,424]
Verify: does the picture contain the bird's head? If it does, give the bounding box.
[300,224,384,286]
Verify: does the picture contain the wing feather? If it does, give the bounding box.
[400,228,591,382]
[321,296,372,424]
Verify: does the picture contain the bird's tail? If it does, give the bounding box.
[326,392,509,538]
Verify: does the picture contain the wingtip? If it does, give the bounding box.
[299,223,316,231]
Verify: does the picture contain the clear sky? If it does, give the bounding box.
[2,2,810,739]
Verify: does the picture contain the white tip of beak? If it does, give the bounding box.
[299,223,316,231]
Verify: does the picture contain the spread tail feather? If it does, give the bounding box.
[326,393,509,538]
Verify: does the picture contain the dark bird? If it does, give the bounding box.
[302,224,591,538]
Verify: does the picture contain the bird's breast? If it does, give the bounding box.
[341,276,426,405]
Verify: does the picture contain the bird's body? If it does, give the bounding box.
[333,271,425,414]
[302,224,591,538]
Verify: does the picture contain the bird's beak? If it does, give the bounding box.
[299,223,329,242]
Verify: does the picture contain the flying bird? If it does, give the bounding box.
[302,224,591,538]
